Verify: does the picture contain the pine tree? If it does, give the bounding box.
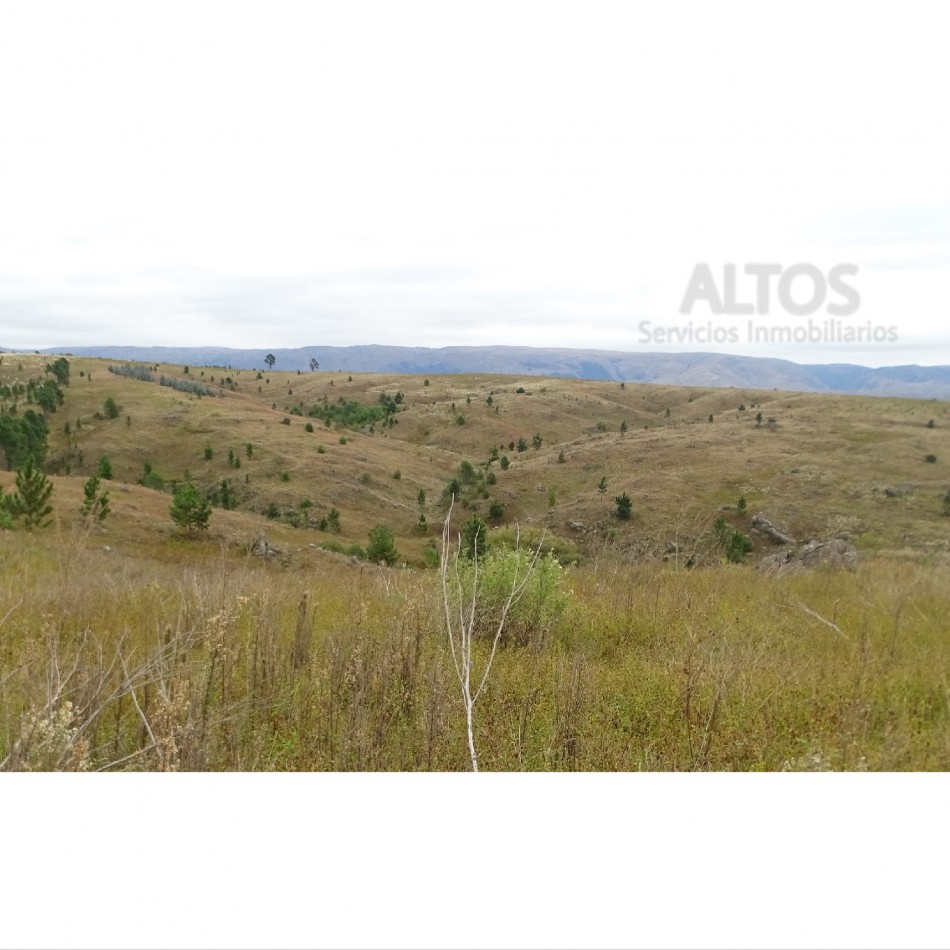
[7,456,54,529]
[0,483,13,529]
[80,475,110,525]
[367,524,399,565]
[170,483,212,533]
[614,492,633,521]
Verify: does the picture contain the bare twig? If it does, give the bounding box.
[792,602,850,641]
[439,499,544,772]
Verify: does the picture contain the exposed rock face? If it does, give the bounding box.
[251,536,279,557]
[759,538,859,574]
[750,514,796,546]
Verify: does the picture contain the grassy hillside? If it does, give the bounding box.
[8,352,949,563]
[2,353,950,771]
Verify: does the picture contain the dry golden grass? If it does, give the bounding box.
[2,353,950,770]
[4,353,945,567]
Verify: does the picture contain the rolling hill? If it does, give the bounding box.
[3,352,950,774]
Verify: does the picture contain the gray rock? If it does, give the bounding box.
[759,538,859,574]
[251,536,279,557]
[750,514,796,546]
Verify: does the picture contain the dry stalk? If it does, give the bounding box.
[439,498,543,772]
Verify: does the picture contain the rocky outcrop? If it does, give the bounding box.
[759,538,859,574]
[750,514,795,546]
[251,535,279,558]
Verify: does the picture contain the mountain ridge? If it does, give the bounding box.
[13,343,950,399]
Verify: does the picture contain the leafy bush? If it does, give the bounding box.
[108,363,154,382]
[159,375,219,397]
[307,393,401,430]
[452,548,570,647]
[491,526,583,566]
[138,462,165,491]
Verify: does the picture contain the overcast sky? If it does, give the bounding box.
[1,1,948,366]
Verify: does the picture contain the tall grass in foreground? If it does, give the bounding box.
[1,527,949,770]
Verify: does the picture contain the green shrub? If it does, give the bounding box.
[170,483,211,533]
[367,524,399,565]
[714,516,753,563]
[4,456,54,530]
[452,548,570,647]
[79,475,110,524]
[460,513,489,560]
[138,462,165,491]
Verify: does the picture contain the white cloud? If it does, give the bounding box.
[1,0,948,366]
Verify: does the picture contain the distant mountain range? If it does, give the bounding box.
[18,343,950,400]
